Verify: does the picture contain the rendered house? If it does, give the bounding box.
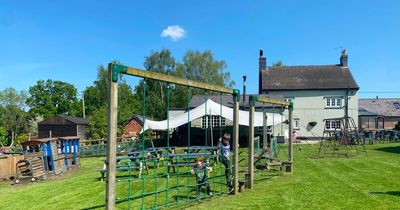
[258,50,359,139]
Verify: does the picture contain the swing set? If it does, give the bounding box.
[105,63,294,209]
[247,95,294,189]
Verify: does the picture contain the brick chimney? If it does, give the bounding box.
[340,49,348,67]
[259,49,266,94]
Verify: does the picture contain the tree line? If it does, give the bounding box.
[0,49,235,145]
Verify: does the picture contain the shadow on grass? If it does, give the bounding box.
[370,191,400,196]
[374,146,400,154]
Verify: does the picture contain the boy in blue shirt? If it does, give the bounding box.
[219,133,233,193]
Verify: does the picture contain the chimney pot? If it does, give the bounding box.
[340,49,348,67]
[259,49,267,94]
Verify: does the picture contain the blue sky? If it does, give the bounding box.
[1,0,400,98]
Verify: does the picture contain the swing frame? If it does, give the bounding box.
[247,95,294,189]
[106,63,241,209]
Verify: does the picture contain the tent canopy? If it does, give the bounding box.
[142,99,285,131]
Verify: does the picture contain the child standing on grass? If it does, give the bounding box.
[191,157,213,201]
[219,133,233,193]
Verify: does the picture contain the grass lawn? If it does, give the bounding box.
[0,143,399,209]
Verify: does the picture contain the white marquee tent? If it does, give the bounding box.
[142,99,285,132]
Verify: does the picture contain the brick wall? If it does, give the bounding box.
[124,119,142,137]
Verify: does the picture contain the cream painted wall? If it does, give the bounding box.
[266,90,358,138]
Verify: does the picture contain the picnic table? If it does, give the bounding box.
[98,151,161,181]
[183,146,218,154]
[167,152,214,173]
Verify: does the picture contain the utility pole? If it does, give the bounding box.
[242,75,247,109]
[82,91,86,118]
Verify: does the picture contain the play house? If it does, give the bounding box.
[16,137,80,181]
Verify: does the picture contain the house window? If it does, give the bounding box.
[202,116,226,128]
[394,103,400,109]
[325,120,341,130]
[326,97,342,108]
[294,118,300,130]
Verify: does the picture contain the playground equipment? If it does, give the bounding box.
[106,63,240,209]
[105,63,292,209]
[15,137,80,183]
[318,117,367,158]
[248,95,293,189]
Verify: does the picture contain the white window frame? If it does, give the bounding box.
[202,115,226,128]
[325,120,341,130]
[294,118,300,130]
[326,97,342,108]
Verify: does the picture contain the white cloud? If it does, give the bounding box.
[161,25,186,41]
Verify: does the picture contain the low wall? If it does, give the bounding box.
[0,155,24,179]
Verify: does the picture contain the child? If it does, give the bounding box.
[191,157,213,201]
[219,133,233,193]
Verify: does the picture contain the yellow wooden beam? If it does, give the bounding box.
[256,96,290,106]
[123,65,233,94]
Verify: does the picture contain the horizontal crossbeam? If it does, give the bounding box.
[112,64,234,94]
[255,96,290,106]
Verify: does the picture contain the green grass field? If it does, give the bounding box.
[1,143,399,210]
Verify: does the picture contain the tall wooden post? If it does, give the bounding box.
[263,110,268,148]
[232,91,239,195]
[247,96,254,189]
[288,102,293,172]
[106,63,118,210]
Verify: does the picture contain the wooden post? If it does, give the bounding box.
[247,96,254,189]
[49,131,52,138]
[232,92,239,195]
[263,110,268,148]
[106,63,118,210]
[288,103,293,172]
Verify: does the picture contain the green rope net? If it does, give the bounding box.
[113,83,230,209]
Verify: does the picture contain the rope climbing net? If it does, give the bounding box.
[105,63,241,209]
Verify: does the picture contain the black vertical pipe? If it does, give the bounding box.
[242,75,247,109]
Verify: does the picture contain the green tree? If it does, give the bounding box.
[173,50,235,107]
[0,88,28,145]
[85,63,140,138]
[272,60,285,67]
[87,106,107,139]
[27,79,80,118]
[136,49,177,120]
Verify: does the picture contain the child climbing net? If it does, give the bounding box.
[191,157,213,201]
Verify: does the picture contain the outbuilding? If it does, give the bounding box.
[38,115,88,140]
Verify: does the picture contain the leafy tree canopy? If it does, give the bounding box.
[27,79,80,118]
[0,87,28,145]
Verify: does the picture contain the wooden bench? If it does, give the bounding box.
[238,179,246,192]
[280,160,292,172]
[98,156,150,181]
[266,161,282,170]
[98,163,148,181]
